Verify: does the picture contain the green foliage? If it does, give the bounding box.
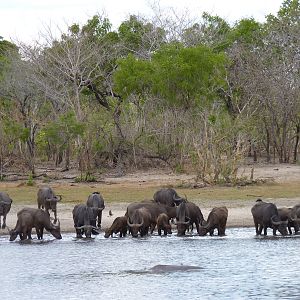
[114,54,154,97]
[82,15,112,38]
[114,43,228,108]
[36,112,84,152]
[0,38,18,79]
[26,173,35,186]
[3,120,29,143]
[229,18,262,45]
[278,0,300,20]
[75,172,96,183]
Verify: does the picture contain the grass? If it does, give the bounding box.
[1,180,299,205]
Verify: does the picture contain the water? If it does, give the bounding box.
[1,228,300,300]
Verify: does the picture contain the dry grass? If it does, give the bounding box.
[1,180,299,205]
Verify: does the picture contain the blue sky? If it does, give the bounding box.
[0,0,283,44]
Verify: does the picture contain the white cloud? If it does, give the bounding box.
[0,0,283,44]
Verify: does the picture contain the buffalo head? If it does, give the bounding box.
[127,217,144,238]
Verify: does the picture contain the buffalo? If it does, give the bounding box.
[9,207,62,241]
[175,201,204,236]
[72,204,100,238]
[251,199,288,236]
[37,186,61,223]
[199,207,228,236]
[127,207,152,238]
[86,192,105,228]
[153,188,185,207]
[104,216,128,238]
[126,201,176,233]
[156,213,172,236]
[0,192,13,229]
[290,204,300,234]
[278,207,296,235]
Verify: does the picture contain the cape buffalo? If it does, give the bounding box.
[0,192,13,229]
[156,213,172,235]
[290,204,300,234]
[86,192,105,228]
[104,216,127,238]
[153,188,185,207]
[278,207,296,235]
[37,186,61,223]
[9,208,62,241]
[176,201,204,236]
[126,201,177,233]
[251,199,288,236]
[199,207,228,236]
[73,204,100,238]
[127,207,152,238]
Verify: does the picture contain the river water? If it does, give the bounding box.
[1,227,300,300]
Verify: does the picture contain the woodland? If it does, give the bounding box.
[0,0,299,184]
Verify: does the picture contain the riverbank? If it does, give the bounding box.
[1,163,299,235]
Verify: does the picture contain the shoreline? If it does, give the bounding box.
[2,197,300,237]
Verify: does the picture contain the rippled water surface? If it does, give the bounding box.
[1,228,300,300]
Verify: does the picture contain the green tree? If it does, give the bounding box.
[114,43,227,108]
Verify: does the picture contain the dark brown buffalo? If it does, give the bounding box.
[175,201,204,236]
[86,192,105,228]
[290,204,300,234]
[104,216,128,238]
[251,199,288,236]
[156,213,172,235]
[199,207,228,236]
[37,186,61,223]
[153,188,185,207]
[127,207,152,238]
[9,208,62,241]
[126,202,176,233]
[72,204,100,238]
[0,192,13,229]
[278,207,296,235]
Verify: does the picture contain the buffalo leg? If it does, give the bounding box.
[36,229,41,239]
[263,226,268,236]
[0,217,2,228]
[27,229,32,240]
[195,222,200,235]
[258,224,263,235]
[76,229,82,238]
[97,211,102,228]
[2,215,7,229]
[158,228,162,236]
[54,210,57,224]
[150,222,156,234]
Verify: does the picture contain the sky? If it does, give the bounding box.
[0,0,284,44]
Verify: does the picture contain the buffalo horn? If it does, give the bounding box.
[271,216,285,226]
[50,217,60,228]
[75,225,98,230]
[173,194,182,202]
[174,217,190,225]
[46,197,56,202]
[127,217,144,228]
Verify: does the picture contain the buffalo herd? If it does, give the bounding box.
[1,186,300,241]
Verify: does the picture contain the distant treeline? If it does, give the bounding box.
[0,0,299,183]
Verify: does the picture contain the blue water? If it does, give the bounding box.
[1,228,300,300]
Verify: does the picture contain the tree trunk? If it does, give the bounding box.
[294,124,300,163]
